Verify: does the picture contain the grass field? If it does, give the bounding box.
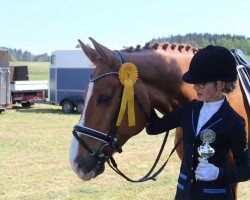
[1,62,249,199]
[0,104,181,200]
[0,104,250,200]
[10,62,49,80]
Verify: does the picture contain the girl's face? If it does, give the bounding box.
[193,82,221,102]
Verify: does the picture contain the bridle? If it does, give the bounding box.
[72,50,180,182]
[72,50,137,166]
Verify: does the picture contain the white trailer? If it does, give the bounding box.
[10,80,48,91]
[50,49,95,113]
[10,80,48,107]
[0,49,11,113]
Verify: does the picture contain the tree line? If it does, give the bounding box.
[0,47,50,62]
[150,33,250,55]
[3,33,250,61]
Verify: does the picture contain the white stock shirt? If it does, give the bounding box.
[196,98,225,135]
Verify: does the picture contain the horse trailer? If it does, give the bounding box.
[50,49,94,113]
[0,49,11,113]
[10,65,48,107]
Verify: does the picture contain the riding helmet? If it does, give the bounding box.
[182,45,237,83]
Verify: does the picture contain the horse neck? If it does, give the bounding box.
[127,50,195,114]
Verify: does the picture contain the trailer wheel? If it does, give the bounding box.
[21,102,32,108]
[62,101,74,113]
[76,101,84,114]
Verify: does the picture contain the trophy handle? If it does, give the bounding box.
[198,156,208,163]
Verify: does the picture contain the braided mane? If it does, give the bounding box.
[123,42,201,54]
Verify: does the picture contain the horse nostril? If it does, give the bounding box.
[77,162,85,171]
[77,160,92,174]
[75,162,85,174]
[76,163,81,169]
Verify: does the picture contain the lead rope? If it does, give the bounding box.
[107,132,183,182]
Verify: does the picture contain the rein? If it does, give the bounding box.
[107,132,183,182]
[72,50,180,182]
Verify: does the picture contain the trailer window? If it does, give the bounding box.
[50,55,56,64]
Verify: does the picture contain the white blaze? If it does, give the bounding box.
[69,82,94,170]
[78,82,94,126]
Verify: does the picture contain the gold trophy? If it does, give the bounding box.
[197,129,216,163]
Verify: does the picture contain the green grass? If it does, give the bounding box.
[0,104,179,200]
[10,62,49,80]
[0,104,249,200]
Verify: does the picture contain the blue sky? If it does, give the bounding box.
[1,0,250,55]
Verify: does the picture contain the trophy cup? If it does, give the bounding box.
[197,129,216,163]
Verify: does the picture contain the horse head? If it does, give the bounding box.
[69,38,151,181]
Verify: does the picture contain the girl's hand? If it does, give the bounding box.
[195,161,219,181]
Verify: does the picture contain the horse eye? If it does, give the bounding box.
[97,95,112,105]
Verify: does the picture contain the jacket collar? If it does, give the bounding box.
[192,101,203,134]
[192,97,229,136]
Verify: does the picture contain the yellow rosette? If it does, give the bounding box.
[116,62,138,127]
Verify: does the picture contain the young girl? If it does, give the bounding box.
[146,45,250,200]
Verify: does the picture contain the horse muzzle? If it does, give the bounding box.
[70,156,106,181]
[69,124,123,181]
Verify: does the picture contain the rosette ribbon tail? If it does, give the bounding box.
[116,80,135,126]
[116,62,138,127]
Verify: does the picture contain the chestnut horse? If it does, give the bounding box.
[69,38,249,199]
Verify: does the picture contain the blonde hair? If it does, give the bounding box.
[222,82,236,93]
[210,81,236,102]
[209,81,223,102]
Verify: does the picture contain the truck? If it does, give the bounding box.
[0,49,11,113]
[10,65,48,107]
[49,49,95,113]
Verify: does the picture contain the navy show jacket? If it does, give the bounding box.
[146,98,250,200]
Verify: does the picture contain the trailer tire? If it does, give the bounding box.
[76,101,84,114]
[62,101,74,113]
[21,102,32,107]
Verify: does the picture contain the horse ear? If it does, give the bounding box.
[89,37,112,66]
[78,39,100,64]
